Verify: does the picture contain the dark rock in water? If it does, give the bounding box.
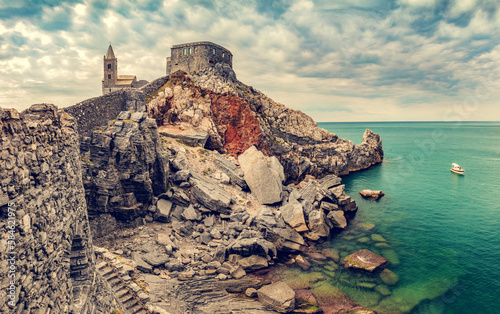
[311,281,374,314]
[343,249,388,273]
[158,125,209,147]
[359,189,385,200]
[238,146,284,205]
[258,281,295,313]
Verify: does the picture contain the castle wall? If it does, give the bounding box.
[65,75,170,136]
[167,42,233,74]
[0,104,101,313]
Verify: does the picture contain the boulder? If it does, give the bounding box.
[326,210,347,229]
[295,255,311,270]
[132,252,153,273]
[227,237,277,258]
[190,173,232,214]
[299,180,336,204]
[158,125,209,147]
[359,189,385,200]
[141,252,170,267]
[307,210,330,238]
[237,255,269,271]
[213,151,248,189]
[318,174,342,189]
[280,201,308,232]
[258,281,295,313]
[343,249,388,273]
[156,199,173,222]
[238,146,283,205]
[181,205,200,221]
[245,288,258,298]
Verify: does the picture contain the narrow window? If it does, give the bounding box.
[213,48,215,54]
[194,47,198,54]
[107,64,111,69]
[189,48,192,54]
[222,53,225,59]
[108,74,111,79]
[183,48,187,55]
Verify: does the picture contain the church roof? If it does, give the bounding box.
[105,45,115,59]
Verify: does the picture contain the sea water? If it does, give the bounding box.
[313,122,500,313]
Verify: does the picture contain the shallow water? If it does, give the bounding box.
[313,122,500,313]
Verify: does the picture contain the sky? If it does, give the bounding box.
[0,0,499,122]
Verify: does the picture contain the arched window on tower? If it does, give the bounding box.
[194,47,198,54]
[189,48,192,54]
[183,48,187,55]
[108,74,111,79]
[107,64,111,69]
[213,48,216,54]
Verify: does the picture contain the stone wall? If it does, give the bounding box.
[65,75,170,136]
[0,104,108,313]
[167,41,233,75]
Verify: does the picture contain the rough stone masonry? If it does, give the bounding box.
[0,104,116,313]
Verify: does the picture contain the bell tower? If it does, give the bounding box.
[102,44,117,92]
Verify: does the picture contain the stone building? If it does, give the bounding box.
[102,45,147,95]
[166,41,233,74]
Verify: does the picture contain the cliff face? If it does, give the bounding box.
[147,65,383,183]
[0,104,117,313]
[80,111,169,223]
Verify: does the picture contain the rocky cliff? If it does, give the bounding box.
[148,64,383,183]
[0,104,118,313]
[80,111,169,225]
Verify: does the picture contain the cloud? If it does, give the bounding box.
[0,0,498,122]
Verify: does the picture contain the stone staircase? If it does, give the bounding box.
[96,256,150,314]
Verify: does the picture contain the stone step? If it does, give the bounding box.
[132,308,147,314]
[96,261,107,270]
[124,298,139,309]
[120,293,135,304]
[99,266,115,277]
[112,283,126,292]
[108,276,122,286]
[115,288,130,299]
[128,304,143,314]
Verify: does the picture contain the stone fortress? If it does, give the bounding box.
[166,41,233,75]
[102,45,148,95]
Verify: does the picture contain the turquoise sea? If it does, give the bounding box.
[314,122,500,313]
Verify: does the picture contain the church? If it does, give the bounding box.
[102,45,148,95]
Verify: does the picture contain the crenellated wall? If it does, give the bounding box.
[0,104,116,313]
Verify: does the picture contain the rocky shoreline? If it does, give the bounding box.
[86,128,381,313]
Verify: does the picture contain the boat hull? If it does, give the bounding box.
[451,169,464,175]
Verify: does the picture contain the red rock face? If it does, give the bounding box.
[209,93,262,156]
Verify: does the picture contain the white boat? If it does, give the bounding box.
[450,163,465,175]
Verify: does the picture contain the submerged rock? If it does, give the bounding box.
[380,269,400,286]
[343,249,388,273]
